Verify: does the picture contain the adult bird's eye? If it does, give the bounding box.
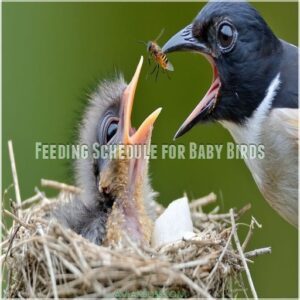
[217,22,237,53]
[106,120,118,143]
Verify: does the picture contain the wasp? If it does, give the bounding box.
[141,29,174,80]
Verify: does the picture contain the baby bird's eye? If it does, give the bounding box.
[98,116,119,145]
[106,120,118,143]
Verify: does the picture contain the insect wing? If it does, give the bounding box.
[165,60,174,71]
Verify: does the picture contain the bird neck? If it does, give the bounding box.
[103,158,153,246]
[104,196,153,246]
[214,42,283,124]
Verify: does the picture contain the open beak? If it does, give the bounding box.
[101,57,161,245]
[99,56,162,200]
[162,24,221,139]
[121,56,162,145]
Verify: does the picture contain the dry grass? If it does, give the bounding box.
[1,141,271,298]
[1,187,271,299]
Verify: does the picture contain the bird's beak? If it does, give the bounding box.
[119,56,161,197]
[100,57,161,245]
[162,24,209,54]
[121,56,162,145]
[162,24,221,139]
[99,56,161,206]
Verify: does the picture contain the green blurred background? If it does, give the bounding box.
[2,2,298,297]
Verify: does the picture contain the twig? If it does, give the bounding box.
[242,216,261,251]
[8,141,22,215]
[58,256,82,276]
[34,187,46,197]
[41,179,81,194]
[3,209,33,230]
[230,209,258,300]
[32,217,49,225]
[208,205,220,214]
[206,218,235,286]
[15,193,43,209]
[189,192,217,210]
[123,233,147,259]
[237,203,251,219]
[245,247,271,258]
[192,211,235,221]
[2,184,14,207]
[242,219,255,251]
[4,225,21,262]
[174,257,210,270]
[37,225,58,300]
[179,273,213,299]
[158,237,219,254]
[71,239,90,272]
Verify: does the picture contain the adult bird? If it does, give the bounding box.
[53,57,161,245]
[162,2,298,227]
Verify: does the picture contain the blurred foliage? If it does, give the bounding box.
[2,2,298,297]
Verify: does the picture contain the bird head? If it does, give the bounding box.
[162,1,282,138]
[76,57,161,246]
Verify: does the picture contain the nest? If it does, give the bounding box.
[2,141,271,298]
[2,182,272,299]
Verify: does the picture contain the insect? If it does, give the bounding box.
[141,29,174,80]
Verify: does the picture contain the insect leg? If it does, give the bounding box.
[154,28,165,42]
[165,69,171,80]
[155,65,160,81]
[146,64,157,80]
[150,64,158,75]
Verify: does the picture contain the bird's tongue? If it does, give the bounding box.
[194,75,220,115]
[174,60,221,139]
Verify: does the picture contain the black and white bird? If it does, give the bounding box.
[162,2,298,227]
[53,57,161,245]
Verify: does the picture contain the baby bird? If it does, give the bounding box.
[53,57,161,246]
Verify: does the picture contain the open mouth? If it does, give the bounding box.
[174,55,221,139]
[161,22,223,139]
[118,56,161,193]
[99,56,161,202]
[120,57,162,146]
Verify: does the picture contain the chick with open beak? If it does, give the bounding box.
[53,57,162,246]
[99,57,161,245]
